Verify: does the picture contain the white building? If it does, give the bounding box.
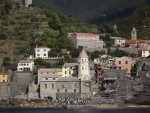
[25,0,32,7]
[110,37,126,47]
[78,49,90,81]
[141,50,150,58]
[131,27,137,40]
[62,63,78,77]
[35,46,50,59]
[17,60,34,72]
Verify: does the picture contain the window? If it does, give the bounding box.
[119,61,121,64]
[46,78,48,80]
[82,66,84,70]
[53,78,56,80]
[65,71,67,74]
[3,80,5,82]
[45,84,47,89]
[69,71,71,74]
[57,89,59,92]
[37,54,40,56]
[52,84,54,89]
[126,61,128,64]
[74,89,76,92]
[37,49,40,52]
[3,75,5,77]
[65,89,67,92]
[44,49,46,52]
[44,54,46,56]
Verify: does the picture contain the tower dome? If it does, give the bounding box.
[78,49,88,58]
[78,49,90,81]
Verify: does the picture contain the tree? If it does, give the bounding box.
[4,0,12,14]
[90,50,101,60]
[3,57,10,67]
[48,50,58,57]
[113,49,129,57]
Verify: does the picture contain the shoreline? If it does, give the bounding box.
[66,104,150,110]
[0,104,149,110]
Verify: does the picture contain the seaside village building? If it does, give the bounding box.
[110,37,126,47]
[115,56,136,77]
[0,72,8,82]
[140,50,150,58]
[28,46,50,60]
[35,46,50,59]
[62,63,78,77]
[17,60,34,72]
[70,32,104,48]
[28,49,92,99]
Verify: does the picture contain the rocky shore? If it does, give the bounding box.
[67,104,150,110]
[0,99,149,110]
[0,99,65,108]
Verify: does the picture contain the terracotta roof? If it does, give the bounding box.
[125,40,150,44]
[0,72,8,75]
[72,32,99,37]
[138,40,146,43]
[125,40,136,44]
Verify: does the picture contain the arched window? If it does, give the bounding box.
[82,66,84,70]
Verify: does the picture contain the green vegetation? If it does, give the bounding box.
[33,0,149,23]
[0,1,102,62]
[117,3,150,39]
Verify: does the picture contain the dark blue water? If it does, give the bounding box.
[0,108,149,113]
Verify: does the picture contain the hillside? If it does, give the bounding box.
[0,1,102,65]
[116,3,150,39]
[33,0,150,23]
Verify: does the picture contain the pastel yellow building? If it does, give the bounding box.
[0,72,8,82]
[62,63,78,77]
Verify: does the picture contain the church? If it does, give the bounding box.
[28,49,92,99]
[62,49,91,81]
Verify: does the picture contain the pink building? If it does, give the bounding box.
[115,56,135,77]
[71,32,104,48]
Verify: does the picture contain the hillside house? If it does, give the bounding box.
[35,46,50,59]
[110,37,126,47]
[17,60,34,72]
[0,72,8,82]
[115,56,136,77]
[62,63,78,77]
[71,32,104,48]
